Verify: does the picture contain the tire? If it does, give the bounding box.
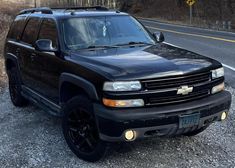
[62,95,107,162]
[183,125,209,137]
[8,67,28,107]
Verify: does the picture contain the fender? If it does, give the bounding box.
[5,53,22,83]
[59,73,99,102]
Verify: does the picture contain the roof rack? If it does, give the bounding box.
[18,6,109,16]
[19,7,53,15]
[52,6,109,12]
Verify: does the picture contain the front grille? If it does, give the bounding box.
[142,71,211,106]
[142,71,211,90]
[147,90,210,106]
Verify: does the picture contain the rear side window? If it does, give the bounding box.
[38,19,58,48]
[8,16,26,40]
[21,17,40,45]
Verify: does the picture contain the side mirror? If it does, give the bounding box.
[35,39,57,52]
[153,32,165,43]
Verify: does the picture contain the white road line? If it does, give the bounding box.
[164,42,235,72]
[222,64,235,72]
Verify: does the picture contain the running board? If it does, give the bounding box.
[21,85,62,117]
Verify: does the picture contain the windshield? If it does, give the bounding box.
[62,15,155,50]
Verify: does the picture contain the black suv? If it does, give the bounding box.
[4,6,232,162]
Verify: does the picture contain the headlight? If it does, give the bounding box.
[211,82,225,94]
[103,81,142,92]
[103,98,144,107]
[212,67,224,79]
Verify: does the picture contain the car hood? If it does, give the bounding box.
[70,44,221,80]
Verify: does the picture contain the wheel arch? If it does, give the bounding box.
[59,73,99,104]
[5,53,19,72]
[5,53,23,85]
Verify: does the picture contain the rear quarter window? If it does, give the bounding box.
[21,17,41,45]
[7,16,26,40]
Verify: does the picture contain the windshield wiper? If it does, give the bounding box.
[78,42,153,50]
[81,45,118,50]
[116,41,155,46]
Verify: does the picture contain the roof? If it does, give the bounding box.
[18,6,128,19]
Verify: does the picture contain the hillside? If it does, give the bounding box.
[120,0,235,31]
[36,0,235,31]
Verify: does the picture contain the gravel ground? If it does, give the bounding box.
[0,86,234,168]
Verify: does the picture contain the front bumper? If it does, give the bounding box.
[94,91,232,142]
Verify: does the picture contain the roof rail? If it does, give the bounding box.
[19,7,53,15]
[52,6,109,12]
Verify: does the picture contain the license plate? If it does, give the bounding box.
[179,113,200,128]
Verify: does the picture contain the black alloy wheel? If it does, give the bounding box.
[62,96,107,162]
[8,67,28,107]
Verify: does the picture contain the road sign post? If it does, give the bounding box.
[186,0,196,25]
[190,5,192,25]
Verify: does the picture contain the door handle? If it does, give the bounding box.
[31,53,37,61]
[16,48,20,56]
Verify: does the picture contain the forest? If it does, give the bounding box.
[31,0,234,30]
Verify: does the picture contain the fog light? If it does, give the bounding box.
[124,130,136,141]
[221,112,227,121]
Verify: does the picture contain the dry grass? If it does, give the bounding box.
[0,29,8,89]
[0,31,7,90]
[0,1,28,89]
[0,58,7,91]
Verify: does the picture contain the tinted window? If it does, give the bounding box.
[38,19,58,48]
[21,18,40,45]
[8,16,26,40]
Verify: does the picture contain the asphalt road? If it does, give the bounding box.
[140,18,235,88]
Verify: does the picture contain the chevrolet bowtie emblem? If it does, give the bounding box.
[177,86,193,95]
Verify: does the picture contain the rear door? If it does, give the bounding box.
[20,17,41,91]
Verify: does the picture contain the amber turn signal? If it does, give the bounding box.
[103,98,144,108]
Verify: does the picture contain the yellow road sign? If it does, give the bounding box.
[186,0,196,6]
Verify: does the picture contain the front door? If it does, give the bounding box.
[36,18,62,103]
